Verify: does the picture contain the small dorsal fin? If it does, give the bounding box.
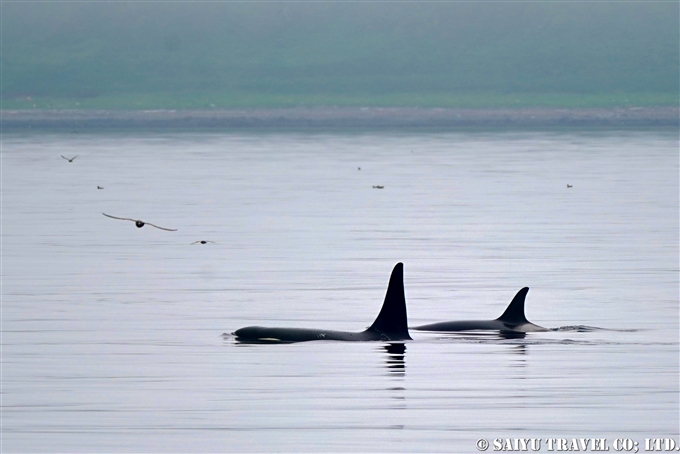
[496,287,530,324]
[368,263,412,340]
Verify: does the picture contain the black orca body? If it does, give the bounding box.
[413,287,548,333]
[233,263,411,343]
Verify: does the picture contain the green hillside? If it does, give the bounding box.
[2,2,678,109]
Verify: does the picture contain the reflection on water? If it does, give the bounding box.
[382,343,407,376]
[499,330,526,340]
[509,343,527,357]
[2,129,677,452]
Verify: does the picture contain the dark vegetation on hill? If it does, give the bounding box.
[2,2,678,109]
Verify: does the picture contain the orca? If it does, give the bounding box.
[413,287,548,333]
[233,263,411,343]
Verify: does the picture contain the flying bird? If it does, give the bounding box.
[61,155,78,162]
[191,240,216,245]
[102,213,177,231]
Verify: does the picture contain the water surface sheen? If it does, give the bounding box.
[3,129,678,452]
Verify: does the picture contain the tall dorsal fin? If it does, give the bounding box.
[496,287,530,324]
[368,263,412,340]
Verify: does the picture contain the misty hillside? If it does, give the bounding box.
[2,2,678,109]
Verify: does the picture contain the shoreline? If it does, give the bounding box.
[1,107,678,130]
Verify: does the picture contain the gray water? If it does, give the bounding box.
[2,129,678,452]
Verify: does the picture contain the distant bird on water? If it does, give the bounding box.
[97,186,104,190]
[567,184,573,188]
[61,155,78,162]
[372,185,384,189]
[102,213,177,231]
[191,240,216,245]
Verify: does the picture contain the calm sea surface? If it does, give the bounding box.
[2,129,678,452]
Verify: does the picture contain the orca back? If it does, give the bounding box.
[367,262,412,340]
[496,287,530,324]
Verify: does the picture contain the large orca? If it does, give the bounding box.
[413,287,548,333]
[233,263,411,343]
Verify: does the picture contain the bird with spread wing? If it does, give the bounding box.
[102,213,177,231]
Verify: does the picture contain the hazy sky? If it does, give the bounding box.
[2,2,678,101]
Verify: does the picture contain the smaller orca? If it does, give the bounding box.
[413,287,548,333]
[233,263,411,343]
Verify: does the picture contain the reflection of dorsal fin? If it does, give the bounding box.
[496,287,530,324]
[368,263,412,340]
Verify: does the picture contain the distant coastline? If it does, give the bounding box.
[2,107,678,130]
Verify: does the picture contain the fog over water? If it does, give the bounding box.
[2,129,678,452]
[2,2,677,105]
